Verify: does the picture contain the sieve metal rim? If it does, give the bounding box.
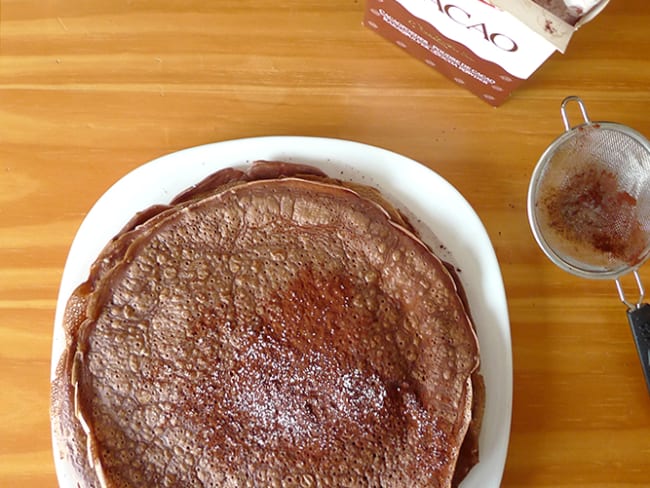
[527,105,650,280]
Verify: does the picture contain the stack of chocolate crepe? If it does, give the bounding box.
[51,161,484,488]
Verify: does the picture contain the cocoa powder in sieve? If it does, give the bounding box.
[541,166,647,265]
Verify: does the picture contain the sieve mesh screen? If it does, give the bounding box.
[531,124,650,276]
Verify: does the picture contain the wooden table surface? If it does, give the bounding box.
[2,0,650,486]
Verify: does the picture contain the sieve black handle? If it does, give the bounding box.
[626,303,650,395]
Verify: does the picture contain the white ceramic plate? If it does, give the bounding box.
[51,136,512,487]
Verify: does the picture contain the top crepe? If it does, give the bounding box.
[51,161,482,488]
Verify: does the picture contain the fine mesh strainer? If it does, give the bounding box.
[528,96,650,393]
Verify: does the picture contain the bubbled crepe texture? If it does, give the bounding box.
[51,162,482,488]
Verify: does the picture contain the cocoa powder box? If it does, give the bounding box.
[364,0,609,105]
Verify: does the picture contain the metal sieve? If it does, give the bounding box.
[528,96,650,394]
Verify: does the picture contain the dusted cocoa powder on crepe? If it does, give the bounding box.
[51,162,483,488]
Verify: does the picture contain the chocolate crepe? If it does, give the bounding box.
[51,162,482,488]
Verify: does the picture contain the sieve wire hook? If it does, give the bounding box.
[615,270,645,310]
[560,95,592,131]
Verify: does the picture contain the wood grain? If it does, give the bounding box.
[2,0,650,486]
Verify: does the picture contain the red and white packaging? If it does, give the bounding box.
[364,0,609,106]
